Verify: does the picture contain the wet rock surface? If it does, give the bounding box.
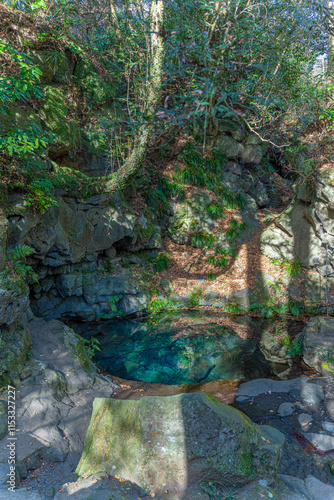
[299,316,334,375]
[235,377,334,485]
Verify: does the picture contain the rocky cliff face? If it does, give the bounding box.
[4,191,162,321]
[259,168,334,309]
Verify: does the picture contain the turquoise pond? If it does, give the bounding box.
[70,311,305,385]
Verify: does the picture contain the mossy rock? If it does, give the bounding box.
[0,104,41,131]
[29,49,73,84]
[76,393,284,495]
[74,59,116,105]
[39,86,81,157]
[218,119,239,133]
[0,321,31,388]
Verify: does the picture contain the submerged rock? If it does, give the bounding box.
[76,393,285,495]
[300,316,334,375]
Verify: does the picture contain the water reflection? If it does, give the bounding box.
[71,311,305,385]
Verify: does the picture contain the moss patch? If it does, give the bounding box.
[39,86,81,156]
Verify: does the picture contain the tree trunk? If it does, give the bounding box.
[328,2,334,83]
[105,0,164,192]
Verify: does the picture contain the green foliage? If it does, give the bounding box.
[45,49,67,75]
[51,165,101,198]
[207,255,216,266]
[186,286,203,307]
[207,273,216,281]
[148,297,180,315]
[173,144,244,211]
[75,335,100,371]
[108,296,123,317]
[219,189,245,210]
[223,246,238,259]
[174,145,244,210]
[285,143,317,191]
[98,259,115,275]
[157,177,186,201]
[0,39,43,110]
[224,302,245,313]
[74,59,116,106]
[216,256,229,270]
[191,231,215,249]
[82,337,101,358]
[226,220,246,243]
[283,337,303,357]
[26,177,58,213]
[205,202,224,220]
[7,244,38,283]
[272,257,304,279]
[153,251,170,273]
[0,123,54,158]
[144,188,171,217]
[289,301,304,317]
[200,481,237,500]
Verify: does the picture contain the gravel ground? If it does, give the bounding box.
[234,377,334,486]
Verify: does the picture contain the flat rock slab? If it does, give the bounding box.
[236,377,325,404]
[302,433,334,452]
[0,486,43,499]
[279,474,334,500]
[54,473,334,500]
[0,463,10,486]
[235,376,334,485]
[55,473,210,500]
[54,473,149,500]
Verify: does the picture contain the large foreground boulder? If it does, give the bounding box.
[76,393,285,495]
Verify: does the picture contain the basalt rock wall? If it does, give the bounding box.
[5,192,161,321]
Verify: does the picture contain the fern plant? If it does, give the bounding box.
[225,220,246,242]
[205,202,224,220]
[26,178,58,213]
[153,251,170,272]
[272,257,304,278]
[191,231,215,249]
[216,256,228,270]
[8,245,38,283]
[46,50,67,74]
[207,273,216,281]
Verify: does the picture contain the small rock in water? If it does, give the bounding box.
[302,432,334,451]
[322,421,334,434]
[277,402,295,417]
[298,413,313,430]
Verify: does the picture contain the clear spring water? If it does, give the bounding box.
[70,311,304,385]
